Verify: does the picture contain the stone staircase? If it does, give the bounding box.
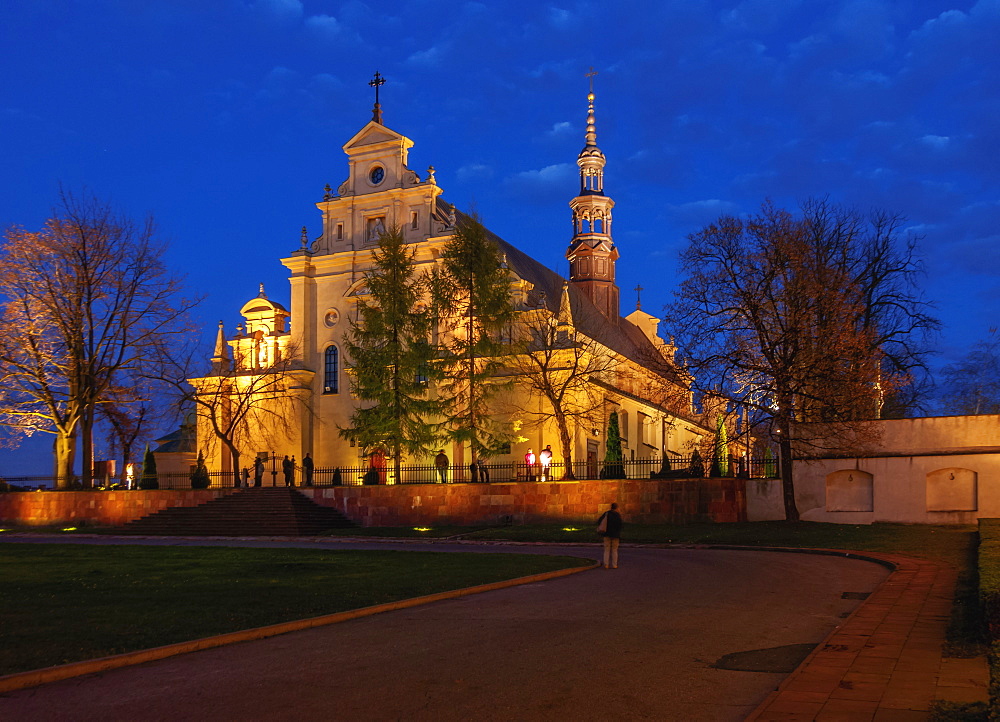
[117,487,356,536]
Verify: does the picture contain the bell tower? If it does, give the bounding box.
[566,69,619,321]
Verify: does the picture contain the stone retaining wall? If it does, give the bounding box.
[0,489,236,527]
[299,477,746,527]
[0,479,744,528]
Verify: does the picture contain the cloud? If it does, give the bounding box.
[305,13,341,38]
[255,66,299,102]
[456,163,494,183]
[921,134,950,150]
[545,121,574,139]
[666,199,741,230]
[502,163,576,203]
[245,0,303,22]
[548,7,573,28]
[406,44,447,67]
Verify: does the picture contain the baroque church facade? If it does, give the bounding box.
[190,83,710,481]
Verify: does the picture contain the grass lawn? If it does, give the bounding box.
[324,520,976,567]
[0,543,590,677]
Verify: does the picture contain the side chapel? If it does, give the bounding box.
[189,77,709,480]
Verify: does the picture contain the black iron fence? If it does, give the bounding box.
[0,455,778,492]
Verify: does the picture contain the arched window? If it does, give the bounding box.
[324,346,339,394]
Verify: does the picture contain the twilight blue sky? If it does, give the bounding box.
[1,0,998,473]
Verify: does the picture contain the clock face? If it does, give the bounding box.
[369,166,385,185]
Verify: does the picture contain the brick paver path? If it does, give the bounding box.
[747,553,988,721]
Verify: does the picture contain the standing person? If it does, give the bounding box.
[539,445,553,481]
[253,456,264,487]
[597,503,624,569]
[435,450,449,484]
[303,452,314,487]
[476,457,490,483]
[469,460,478,483]
[524,448,536,482]
[282,455,293,487]
[371,448,386,484]
[241,467,250,488]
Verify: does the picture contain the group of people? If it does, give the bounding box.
[523,445,553,481]
[432,450,490,483]
[431,445,556,484]
[238,452,315,488]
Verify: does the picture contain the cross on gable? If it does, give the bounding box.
[369,71,386,123]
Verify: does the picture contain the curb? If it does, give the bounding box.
[0,560,598,694]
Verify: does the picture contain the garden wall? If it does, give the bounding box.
[0,479,743,529]
[299,477,746,527]
[0,489,237,527]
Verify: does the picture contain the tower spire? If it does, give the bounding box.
[210,320,231,374]
[566,70,619,321]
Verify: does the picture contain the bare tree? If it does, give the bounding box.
[96,374,170,487]
[939,329,1000,415]
[0,191,197,488]
[668,200,938,520]
[179,332,312,487]
[504,291,618,479]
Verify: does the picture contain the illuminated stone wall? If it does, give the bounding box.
[299,477,745,527]
[0,489,236,527]
[0,480,742,528]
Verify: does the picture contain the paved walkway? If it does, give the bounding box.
[747,552,988,721]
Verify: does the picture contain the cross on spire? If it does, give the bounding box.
[369,70,386,123]
[634,284,643,311]
[586,67,598,94]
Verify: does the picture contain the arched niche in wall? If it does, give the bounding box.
[926,467,977,511]
[826,469,874,512]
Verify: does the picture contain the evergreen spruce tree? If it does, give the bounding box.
[138,444,158,489]
[431,211,517,462]
[190,450,210,489]
[711,413,728,477]
[764,447,777,478]
[343,226,442,483]
[601,411,626,479]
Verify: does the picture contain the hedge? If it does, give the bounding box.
[977,518,1000,719]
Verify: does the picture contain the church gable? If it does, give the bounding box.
[343,122,410,152]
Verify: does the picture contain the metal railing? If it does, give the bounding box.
[0,455,779,491]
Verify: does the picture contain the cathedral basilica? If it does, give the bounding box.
[188,81,710,481]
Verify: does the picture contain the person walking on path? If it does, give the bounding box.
[253,456,264,487]
[282,455,293,487]
[597,503,623,569]
[435,450,449,484]
[539,445,553,481]
[303,452,314,487]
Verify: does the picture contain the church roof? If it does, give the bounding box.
[447,206,686,391]
[152,425,196,454]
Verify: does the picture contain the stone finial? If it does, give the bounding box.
[300,226,308,250]
[427,165,436,184]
